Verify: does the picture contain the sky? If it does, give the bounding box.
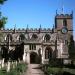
[0,0,75,40]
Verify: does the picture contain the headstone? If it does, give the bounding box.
[2,58,4,68]
[12,61,13,65]
[7,61,10,72]
[18,58,21,63]
[64,59,71,64]
[12,61,15,69]
[16,61,17,66]
[23,50,26,62]
[13,61,15,69]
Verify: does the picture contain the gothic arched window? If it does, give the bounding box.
[45,47,52,59]
[31,34,38,40]
[20,34,25,41]
[44,34,50,42]
[6,34,12,42]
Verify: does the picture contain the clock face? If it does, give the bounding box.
[61,27,68,34]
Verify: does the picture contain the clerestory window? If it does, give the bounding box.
[44,34,50,42]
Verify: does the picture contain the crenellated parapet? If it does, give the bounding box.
[55,14,73,19]
[0,28,54,33]
[0,27,58,45]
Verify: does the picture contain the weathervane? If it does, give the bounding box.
[61,0,64,14]
[62,5,64,14]
[56,10,57,15]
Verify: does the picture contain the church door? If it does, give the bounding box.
[30,52,40,64]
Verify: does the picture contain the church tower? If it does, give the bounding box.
[54,11,73,59]
[55,12,73,35]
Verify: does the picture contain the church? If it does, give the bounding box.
[0,11,73,64]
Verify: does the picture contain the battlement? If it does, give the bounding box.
[55,14,73,19]
[0,28,52,31]
[0,28,54,33]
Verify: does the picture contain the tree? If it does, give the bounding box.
[0,0,7,60]
[0,0,7,29]
[68,35,75,64]
[0,13,7,28]
[0,0,7,4]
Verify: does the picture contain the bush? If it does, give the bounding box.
[43,66,75,75]
[16,63,27,73]
[49,58,63,67]
[7,69,19,75]
[47,67,63,75]
[0,62,27,75]
[0,67,7,75]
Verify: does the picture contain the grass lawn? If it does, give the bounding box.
[42,62,75,75]
[0,62,27,75]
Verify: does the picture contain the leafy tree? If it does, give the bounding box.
[68,35,75,64]
[0,0,7,4]
[0,0,7,29]
[0,14,7,28]
[0,0,7,60]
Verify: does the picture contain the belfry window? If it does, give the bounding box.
[29,44,36,50]
[63,19,67,27]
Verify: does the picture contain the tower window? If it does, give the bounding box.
[63,19,67,27]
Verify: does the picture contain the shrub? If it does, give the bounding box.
[47,67,63,75]
[0,62,27,75]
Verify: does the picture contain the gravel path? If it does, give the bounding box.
[25,64,45,75]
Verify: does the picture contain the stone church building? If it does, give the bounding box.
[0,12,73,64]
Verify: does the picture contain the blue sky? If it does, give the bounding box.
[1,0,75,40]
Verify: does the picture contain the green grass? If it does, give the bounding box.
[42,63,75,75]
[46,67,63,75]
[63,68,75,74]
[0,62,27,75]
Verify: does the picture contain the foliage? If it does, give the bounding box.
[42,64,75,75]
[49,58,63,67]
[7,63,27,75]
[0,12,7,28]
[0,0,8,28]
[0,62,27,75]
[68,35,75,59]
[0,67,7,75]
[47,67,63,75]
[0,0,7,5]
[0,16,7,28]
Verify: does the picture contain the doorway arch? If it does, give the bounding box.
[30,52,40,64]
